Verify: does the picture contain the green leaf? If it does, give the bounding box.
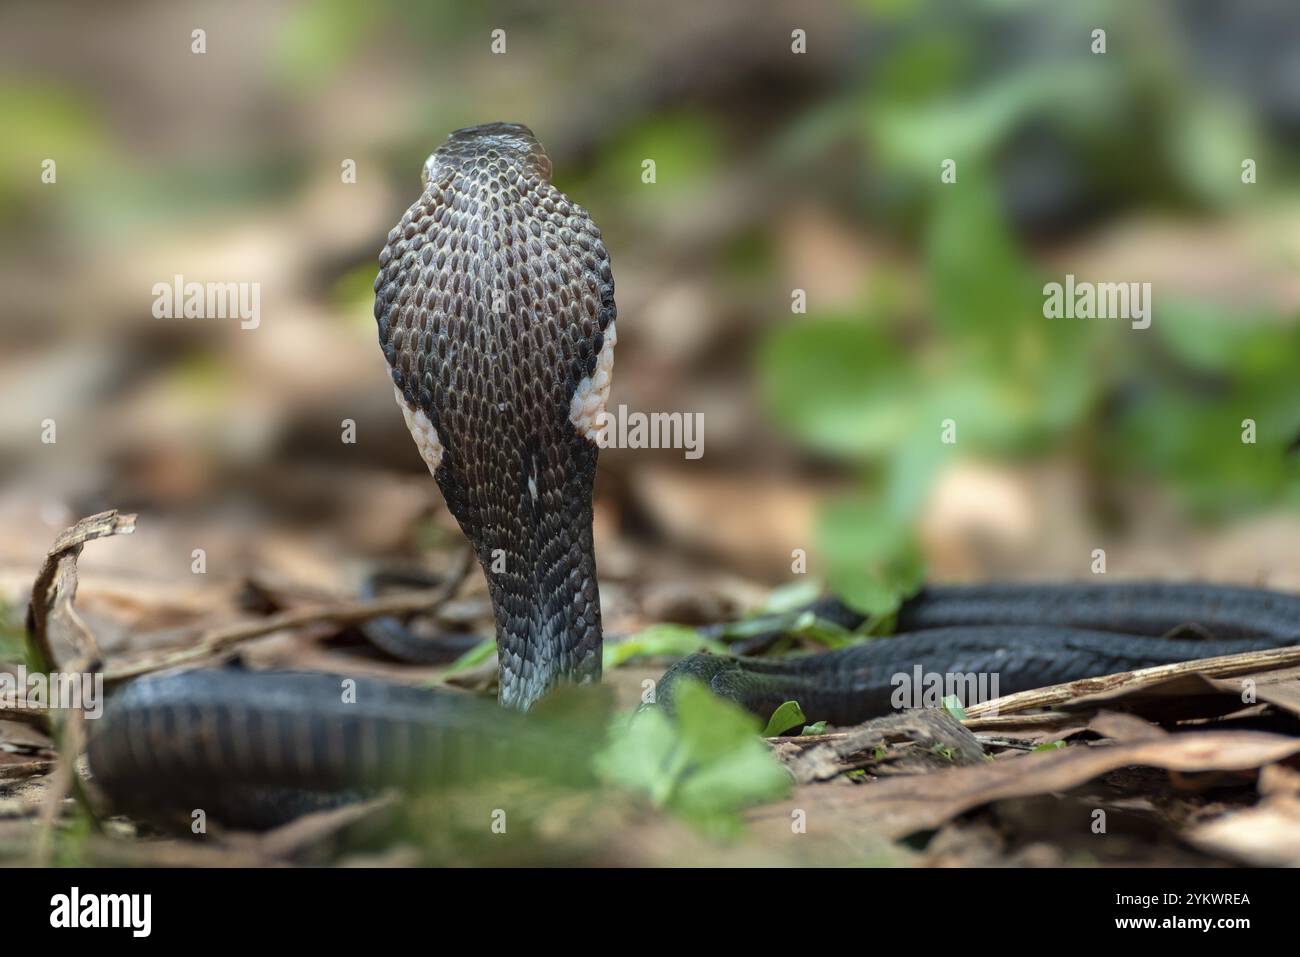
[759,315,913,459]
[707,607,870,651]
[673,682,768,766]
[926,169,1043,340]
[593,707,682,806]
[0,601,24,664]
[1165,93,1266,209]
[930,744,957,761]
[603,624,728,670]
[867,62,1107,174]
[1110,306,1300,517]
[818,497,926,619]
[941,695,967,721]
[710,613,801,641]
[762,700,807,737]
[434,637,497,682]
[787,612,864,650]
[670,745,790,838]
[595,680,791,835]
[756,579,824,615]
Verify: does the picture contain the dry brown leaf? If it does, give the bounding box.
[1259,763,1300,797]
[1223,665,1300,717]
[1086,710,1170,743]
[753,730,1300,840]
[1185,796,1300,866]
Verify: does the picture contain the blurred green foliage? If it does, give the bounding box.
[603,623,727,669]
[579,111,725,226]
[1122,304,1300,516]
[6,0,1297,649]
[760,2,1300,615]
[0,81,107,220]
[596,680,791,838]
[0,601,24,664]
[271,0,377,88]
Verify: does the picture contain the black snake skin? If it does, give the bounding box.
[373,123,614,709]
[660,619,1298,727]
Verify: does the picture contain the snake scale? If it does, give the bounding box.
[85,124,1300,827]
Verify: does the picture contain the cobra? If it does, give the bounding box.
[85,124,1300,827]
[374,122,613,710]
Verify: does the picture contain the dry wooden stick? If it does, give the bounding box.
[104,546,476,683]
[20,509,476,686]
[0,697,53,730]
[0,761,54,781]
[960,711,1078,733]
[23,513,135,865]
[25,510,131,673]
[962,645,1300,721]
[31,671,90,866]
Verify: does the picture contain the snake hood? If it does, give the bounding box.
[373,123,616,710]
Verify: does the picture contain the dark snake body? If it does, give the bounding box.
[84,125,1300,826]
[373,123,613,709]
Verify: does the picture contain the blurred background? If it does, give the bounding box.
[1,0,1298,668]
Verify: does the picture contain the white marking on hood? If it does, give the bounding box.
[568,321,617,442]
[393,385,444,476]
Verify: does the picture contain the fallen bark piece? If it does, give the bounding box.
[1059,669,1300,724]
[754,729,1300,840]
[961,711,1090,747]
[778,710,984,785]
[0,759,54,781]
[1222,665,1300,718]
[963,645,1300,720]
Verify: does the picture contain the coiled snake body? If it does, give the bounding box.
[86,125,1300,826]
